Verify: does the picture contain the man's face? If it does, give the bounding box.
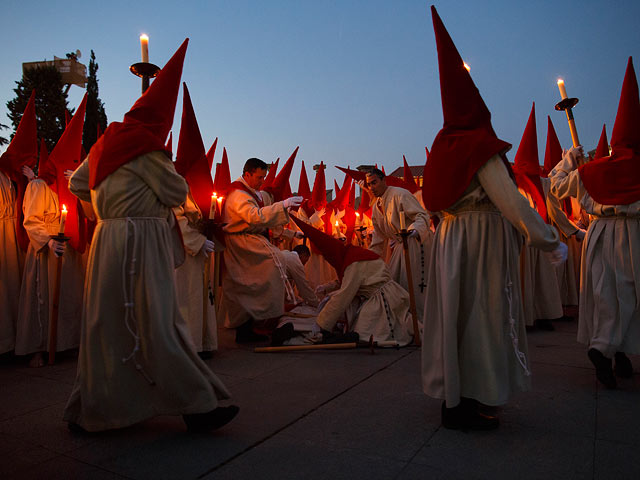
[366,174,387,198]
[244,168,268,190]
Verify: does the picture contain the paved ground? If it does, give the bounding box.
[1,318,639,480]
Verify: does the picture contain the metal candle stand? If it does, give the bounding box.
[48,233,70,365]
[130,62,160,94]
[555,96,581,149]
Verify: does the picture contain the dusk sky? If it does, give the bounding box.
[2,0,639,189]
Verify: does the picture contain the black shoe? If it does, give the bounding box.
[271,322,295,346]
[198,351,213,360]
[183,405,239,433]
[235,321,269,344]
[588,348,617,389]
[534,319,555,331]
[614,352,633,378]
[441,399,499,431]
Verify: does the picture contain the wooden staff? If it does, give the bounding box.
[400,229,421,346]
[255,339,399,353]
[48,233,69,365]
[213,250,222,312]
[202,254,212,342]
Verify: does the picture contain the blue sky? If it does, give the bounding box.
[1,0,639,188]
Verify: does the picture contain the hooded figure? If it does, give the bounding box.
[172,83,218,355]
[0,90,37,353]
[421,6,563,430]
[63,39,237,433]
[549,57,640,389]
[512,103,565,329]
[15,94,87,365]
[291,214,413,346]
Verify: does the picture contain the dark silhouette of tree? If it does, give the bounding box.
[83,50,107,152]
[6,65,70,151]
[0,122,8,147]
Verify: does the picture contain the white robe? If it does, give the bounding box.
[549,153,640,358]
[422,156,560,408]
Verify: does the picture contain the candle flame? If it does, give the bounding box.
[217,197,223,202]
[355,212,360,217]
[335,221,339,227]
[557,78,564,85]
[463,62,470,72]
[212,192,217,197]
[140,34,149,42]
[62,204,67,213]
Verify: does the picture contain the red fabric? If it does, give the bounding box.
[264,146,298,202]
[206,137,218,172]
[298,160,312,199]
[88,38,188,189]
[165,131,172,154]
[593,125,609,160]
[357,187,371,217]
[422,6,511,212]
[542,116,563,176]
[311,161,327,209]
[513,103,547,222]
[213,147,232,196]
[261,158,279,192]
[227,180,264,208]
[336,166,366,183]
[291,213,379,279]
[580,57,640,205]
[48,94,88,253]
[174,83,214,219]
[403,155,419,193]
[328,176,352,212]
[0,90,38,251]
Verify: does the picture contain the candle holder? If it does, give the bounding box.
[555,96,581,152]
[130,62,160,94]
[50,233,70,257]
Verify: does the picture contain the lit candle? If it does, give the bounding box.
[557,78,568,100]
[463,62,470,72]
[59,204,68,234]
[210,193,217,219]
[217,196,223,218]
[355,212,361,226]
[140,34,149,63]
[399,210,406,231]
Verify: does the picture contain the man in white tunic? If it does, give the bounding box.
[367,168,433,329]
[220,157,302,342]
[421,7,566,430]
[549,57,640,389]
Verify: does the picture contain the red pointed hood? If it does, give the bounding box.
[311,161,327,209]
[580,57,640,205]
[542,116,563,176]
[403,155,419,193]
[213,147,232,196]
[206,137,218,172]
[175,83,214,219]
[422,6,511,212]
[261,158,279,191]
[0,90,38,251]
[291,213,379,279]
[265,146,298,201]
[298,160,311,198]
[88,38,188,188]
[48,94,88,252]
[165,132,172,153]
[328,175,352,211]
[0,90,38,175]
[594,125,609,160]
[512,102,547,222]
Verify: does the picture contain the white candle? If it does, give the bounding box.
[217,196,223,218]
[557,78,568,100]
[59,204,68,234]
[140,34,149,63]
[355,212,361,226]
[210,193,217,219]
[399,210,406,231]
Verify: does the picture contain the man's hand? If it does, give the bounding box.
[201,239,215,257]
[293,231,304,239]
[21,165,35,181]
[48,238,66,257]
[283,196,303,209]
[575,229,587,241]
[544,242,568,266]
[408,229,420,239]
[64,169,75,181]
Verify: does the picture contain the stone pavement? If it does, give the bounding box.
[1,319,639,479]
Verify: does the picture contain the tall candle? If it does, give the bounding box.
[140,34,149,63]
[355,212,361,226]
[557,79,568,100]
[59,204,68,234]
[217,196,223,218]
[210,193,217,219]
[399,210,406,231]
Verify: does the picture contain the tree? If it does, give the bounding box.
[83,50,107,152]
[6,65,69,152]
[0,122,8,147]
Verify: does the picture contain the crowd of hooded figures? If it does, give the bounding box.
[1,6,638,433]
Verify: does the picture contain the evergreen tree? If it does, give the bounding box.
[0,122,8,147]
[83,50,107,152]
[6,65,69,152]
